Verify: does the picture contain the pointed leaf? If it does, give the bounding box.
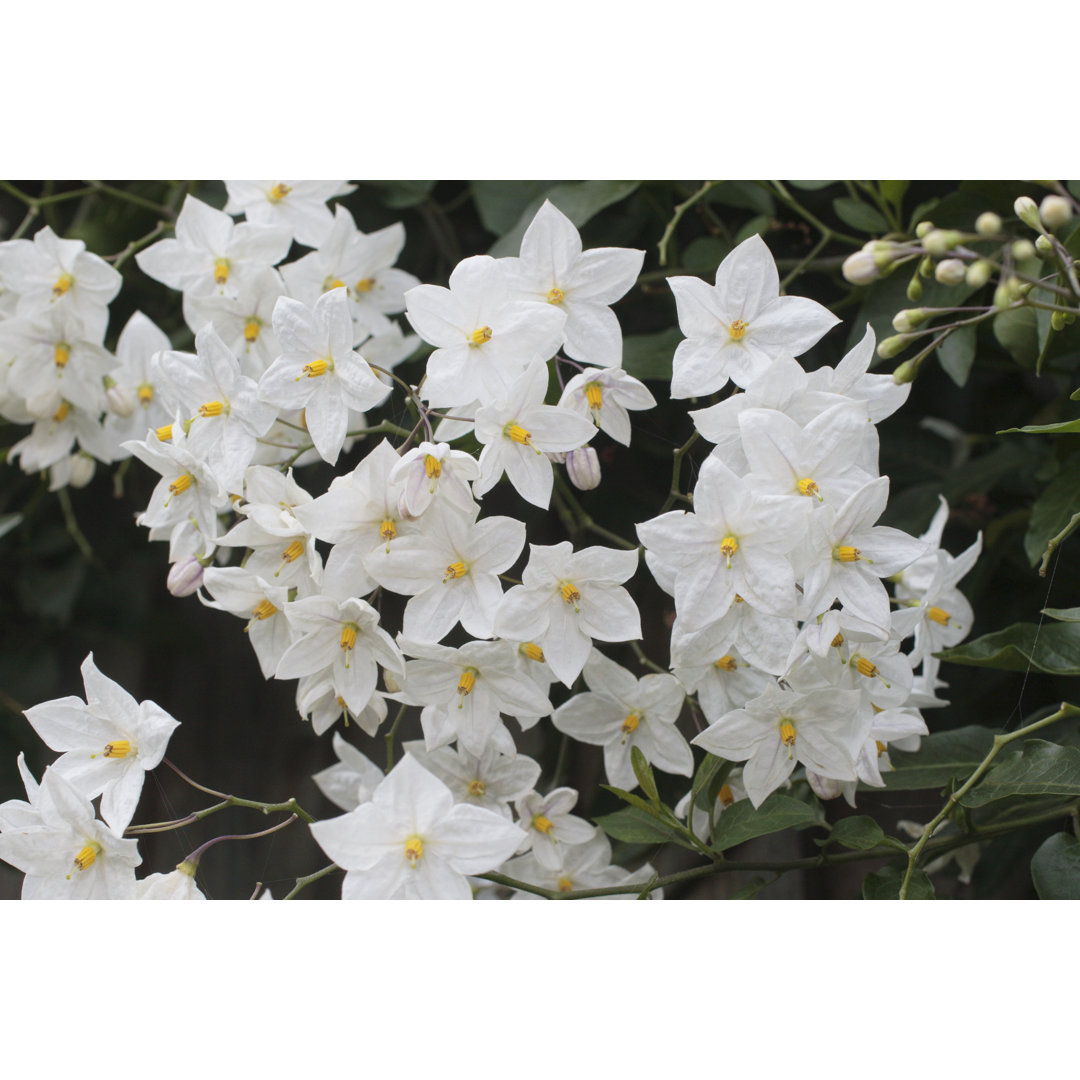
[819,815,897,852]
[832,197,888,234]
[1030,833,1080,899]
[594,806,691,848]
[1042,607,1080,622]
[937,622,1080,675]
[962,740,1080,806]
[621,327,682,381]
[881,726,996,791]
[938,324,976,387]
[710,793,825,853]
[1025,459,1080,566]
[862,866,935,899]
[631,745,660,806]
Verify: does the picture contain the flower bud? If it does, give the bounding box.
[806,770,843,801]
[975,211,1002,237]
[892,356,923,384]
[565,446,601,491]
[1011,239,1036,262]
[994,278,1021,310]
[878,333,916,359]
[545,450,567,464]
[915,221,935,239]
[892,308,930,333]
[918,255,934,278]
[934,258,967,286]
[1035,234,1055,258]
[104,381,136,418]
[965,260,992,288]
[842,249,880,285]
[167,556,205,598]
[1052,310,1068,332]
[68,454,95,489]
[1040,195,1073,231]
[1014,196,1042,231]
[922,229,962,256]
[906,272,923,303]
[383,671,401,694]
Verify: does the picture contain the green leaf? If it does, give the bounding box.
[907,197,940,231]
[862,866,936,900]
[822,815,895,852]
[993,307,1040,368]
[621,327,682,381]
[938,324,976,387]
[469,181,556,236]
[688,753,725,815]
[1030,833,1080,899]
[832,196,889,234]
[594,807,685,846]
[630,746,660,806]
[488,180,639,257]
[710,793,824,853]
[937,621,1080,675]
[356,180,436,209]
[0,513,22,542]
[788,180,835,192]
[707,180,775,217]
[733,214,771,246]
[732,876,769,899]
[1025,455,1080,566]
[1000,418,1080,435]
[880,180,910,208]
[962,740,1080,806]
[682,236,731,276]
[1042,607,1080,621]
[881,726,996,791]
[601,785,664,817]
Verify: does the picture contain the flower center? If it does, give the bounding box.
[300,359,329,379]
[831,633,845,648]
[424,454,442,478]
[520,642,545,662]
[470,325,493,347]
[324,277,346,292]
[281,539,305,564]
[560,582,581,609]
[198,400,225,418]
[340,624,358,651]
[797,477,822,500]
[268,183,292,203]
[53,401,70,423]
[854,656,891,687]
[380,518,397,545]
[503,422,532,445]
[156,424,173,442]
[585,382,603,411]
[469,779,486,796]
[244,319,260,344]
[444,561,467,582]
[355,277,376,293]
[54,343,70,368]
[714,654,737,672]
[718,784,735,807]
[835,545,862,562]
[68,843,101,876]
[457,669,477,704]
[876,740,887,757]
[547,287,564,304]
[213,258,230,286]
[137,383,154,405]
[532,814,555,835]
[101,739,132,759]
[621,713,640,743]
[252,598,277,621]
[928,606,951,625]
[52,273,74,298]
[729,319,749,340]
[168,473,194,497]
[720,535,738,568]
[780,720,797,752]
[404,835,423,867]
[557,875,573,892]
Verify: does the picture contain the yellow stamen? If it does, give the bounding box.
[547,287,564,304]
[103,740,131,759]
[54,344,70,368]
[470,325,493,346]
[503,422,532,445]
[585,382,603,411]
[560,582,581,606]
[300,359,329,379]
[268,183,292,203]
[444,561,467,581]
[836,546,862,562]
[53,401,70,423]
[735,594,745,603]
[621,714,640,741]
[424,454,442,478]
[457,670,477,700]
[70,843,100,874]
[252,598,277,621]
[404,835,423,867]
[355,277,376,293]
[52,273,74,298]
[854,657,879,679]
[244,319,260,344]
[213,258,230,286]
[169,473,193,496]
[729,319,749,340]
[928,606,951,625]
[156,424,174,443]
[198,400,224,418]
[718,784,735,807]
[380,518,397,544]
[521,642,545,662]
[532,814,554,834]
[281,539,305,563]
[831,633,844,648]
[325,277,346,292]
[340,624,358,651]
[720,535,738,568]
[469,779,486,796]
[557,875,573,892]
[137,383,154,405]
[876,740,887,757]
[780,720,797,748]
[714,655,737,672]
[797,477,822,501]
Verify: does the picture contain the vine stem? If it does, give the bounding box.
[159,758,316,824]
[658,181,718,267]
[898,701,1080,898]
[659,429,700,514]
[283,863,340,900]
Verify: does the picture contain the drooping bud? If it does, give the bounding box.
[922,229,962,256]
[994,277,1022,310]
[1052,310,1068,332]
[975,211,1002,237]
[167,556,205,598]
[918,254,934,279]
[1014,196,1042,231]
[105,379,136,417]
[67,454,95,489]
[892,308,930,333]
[806,770,843,801]
[1039,195,1073,230]
[965,260,992,289]
[877,333,916,359]
[1011,239,1036,262]
[914,221,935,239]
[1035,234,1055,258]
[842,249,880,286]
[934,259,967,286]
[566,446,601,491]
[906,272,923,303]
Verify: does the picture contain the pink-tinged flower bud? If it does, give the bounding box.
[975,211,1002,237]
[934,258,967,286]
[167,557,205,598]
[806,770,843,801]
[565,446,601,491]
[1040,195,1073,230]
[842,249,880,285]
[104,380,136,418]
[1014,196,1042,231]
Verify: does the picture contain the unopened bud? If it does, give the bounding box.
[1040,195,1073,231]
[383,671,401,694]
[892,308,930,333]
[906,273,923,302]
[105,381,136,418]
[545,450,567,464]
[167,556,205,598]
[1011,239,1036,262]
[842,249,880,285]
[1014,196,1042,231]
[975,211,1002,237]
[1035,234,1055,258]
[915,221,935,239]
[878,333,916,359]
[565,446,601,491]
[965,260,992,289]
[923,229,962,256]
[1051,310,1068,332]
[68,454,95,489]
[918,255,934,278]
[994,278,1021,310]
[806,770,843,801]
[935,258,967,286]
[892,356,922,384]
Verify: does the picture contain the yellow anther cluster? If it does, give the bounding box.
[104,740,132,759]
[268,183,292,202]
[340,624,358,651]
[532,814,555,835]
[54,344,70,368]
[244,319,260,344]
[326,277,346,291]
[547,287,564,304]
[71,844,100,873]
[156,424,173,442]
[854,657,879,679]
[585,383,603,411]
[52,273,74,298]
[380,519,397,543]
[927,606,951,625]
[521,642,545,662]
[780,720,797,748]
[831,633,845,648]
[836,546,861,562]
[457,670,477,697]
[355,277,376,293]
[198,400,224,418]
[621,714,640,736]
[557,876,574,892]
[714,655,738,672]
[444,561,467,581]
[137,383,154,405]
[169,473,193,496]
[729,319,749,340]
[424,454,442,479]
[53,401,70,423]
[560,582,581,606]
[875,740,887,757]
[469,779,486,796]
[301,359,329,379]
[720,536,738,567]
[213,258,230,286]
[797,477,821,500]
[282,539,305,563]
[470,326,493,346]
[504,423,532,445]
[718,784,735,807]
[252,598,277,621]
[404,835,424,867]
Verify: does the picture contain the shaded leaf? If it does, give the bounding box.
[1042,607,1080,622]
[710,793,824,853]
[993,307,1040,368]
[1030,833,1080,899]
[689,753,725,815]
[734,215,771,245]
[1024,454,1080,566]
[880,180,910,207]
[470,181,556,236]
[938,324,976,387]
[832,197,888,234]
[594,806,693,849]
[962,740,1080,806]
[631,745,660,806]
[820,815,895,851]
[621,327,682,381]
[356,180,436,209]
[732,876,769,899]
[938,621,1080,675]
[683,236,731,276]
[788,180,835,192]
[862,866,935,899]
[1001,418,1080,435]
[882,726,995,791]
[707,180,775,217]
[601,784,664,817]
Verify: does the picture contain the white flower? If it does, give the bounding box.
[313,732,386,812]
[389,441,480,520]
[557,366,656,446]
[513,788,597,871]
[224,180,355,247]
[136,862,206,900]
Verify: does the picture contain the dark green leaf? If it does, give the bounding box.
[682,236,731,276]
[937,621,1080,675]
[788,180,835,192]
[822,815,887,851]
[594,807,685,846]
[707,180,775,217]
[732,877,769,899]
[710,793,824,853]
[862,866,936,900]
[733,215,771,245]
[962,740,1080,806]
[1001,418,1080,435]
[1042,607,1080,621]
[907,198,940,231]
[993,307,1040,368]
[1024,455,1080,566]
[689,753,724,814]
[832,196,889,234]
[882,726,996,791]
[631,745,660,806]
[601,785,664,817]
[880,180,910,208]
[938,324,976,387]
[356,180,436,209]
[1030,833,1080,899]
[621,327,682,381]
[469,181,556,235]
[488,181,640,257]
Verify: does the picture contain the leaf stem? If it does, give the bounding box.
[658,181,718,267]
